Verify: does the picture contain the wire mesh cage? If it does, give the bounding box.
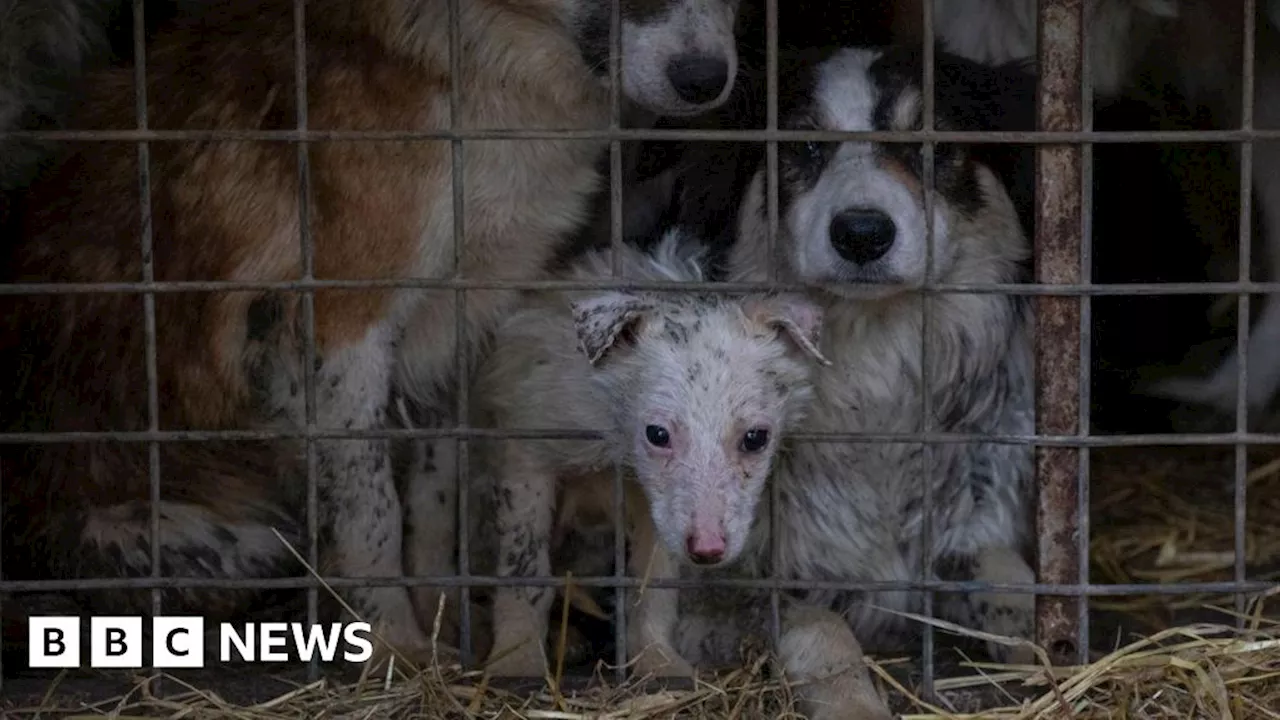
[0,0,1277,715]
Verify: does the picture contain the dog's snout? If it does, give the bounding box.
[666,53,729,105]
[829,208,896,264]
[685,533,726,565]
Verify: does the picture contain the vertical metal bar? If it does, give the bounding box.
[1034,0,1085,665]
[764,0,782,649]
[1235,0,1258,623]
[447,0,473,666]
[131,0,162,686]
[918,0,937,700]
[608,0,628,683]
[1076,0,1096,665]
[291,0,321,682]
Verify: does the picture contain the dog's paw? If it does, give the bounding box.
[976,593,1036,665]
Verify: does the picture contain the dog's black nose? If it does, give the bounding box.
[666,54,729,105]
[829,208,896,264]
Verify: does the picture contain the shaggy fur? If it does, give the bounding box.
[0,0,740,667]
[633,45,1040,665]
[475,229,828,679]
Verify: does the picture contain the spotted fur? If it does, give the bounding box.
[636,46,1040,668]
[0,0,740,669]
[472,228,828,679]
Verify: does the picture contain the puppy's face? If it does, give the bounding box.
[571,287,826,569]
[569,0,740,116]
[769,48,996,297]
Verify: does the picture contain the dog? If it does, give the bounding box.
[0,0,740,668]
[475,227,829,679]
[625,44,1041,665]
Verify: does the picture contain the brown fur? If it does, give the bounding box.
[0,0,623,663]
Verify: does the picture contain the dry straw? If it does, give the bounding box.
[6,609,1280,719]
[6,446,1280,718]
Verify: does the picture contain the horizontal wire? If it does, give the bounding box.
[0,575,1270,596]
[3,279,1280,295]
[7,428,1280,445]
[3,127,1280,144]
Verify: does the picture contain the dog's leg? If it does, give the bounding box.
[485,442,556,678]
[936,545,1036,665]
[626,508,694,679]
[313,325,433,665]
[775,600,893,720]
[400,424,463,641]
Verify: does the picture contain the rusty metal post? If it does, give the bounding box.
[1034,0,1084,664]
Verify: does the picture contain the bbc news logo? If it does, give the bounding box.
[28,617,374,668]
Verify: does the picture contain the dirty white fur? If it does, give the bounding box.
[474,229,828,679]
[930,0,1178,97]
[680,47,1037,666]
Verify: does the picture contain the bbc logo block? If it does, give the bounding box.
[91,617,143,667]
[27,616,373,668]
[153,617,204,668]
[28,616,80,668]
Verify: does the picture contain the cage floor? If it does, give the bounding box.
[2,445,1277,716]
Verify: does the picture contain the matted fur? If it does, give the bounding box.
[0,0,739,666]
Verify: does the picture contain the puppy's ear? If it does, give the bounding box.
[742,293,831,366]
[570,292,652,366]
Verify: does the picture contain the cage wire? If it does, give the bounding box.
[0,0,1275,710]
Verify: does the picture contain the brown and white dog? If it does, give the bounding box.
[0,0,739,667]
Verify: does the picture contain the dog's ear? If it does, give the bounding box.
[742,293,831,366]
[570,292,653,366]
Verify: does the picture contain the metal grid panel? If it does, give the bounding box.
[0,0,1268,704]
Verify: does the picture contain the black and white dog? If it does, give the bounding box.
[617,45,1042,663]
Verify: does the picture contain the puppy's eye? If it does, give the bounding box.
[645,425,671,448]
[803,141,824,163]
[740,428,769,453]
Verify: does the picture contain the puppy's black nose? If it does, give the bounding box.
[666,53,729,105]
[829,208,896,264]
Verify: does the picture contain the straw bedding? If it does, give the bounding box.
[3,446,1279,718]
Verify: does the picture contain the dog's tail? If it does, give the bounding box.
[0,0,122,192]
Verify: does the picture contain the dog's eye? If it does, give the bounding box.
[803,141,824,163]
[740,428,769,453]
[645,425,671,448]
